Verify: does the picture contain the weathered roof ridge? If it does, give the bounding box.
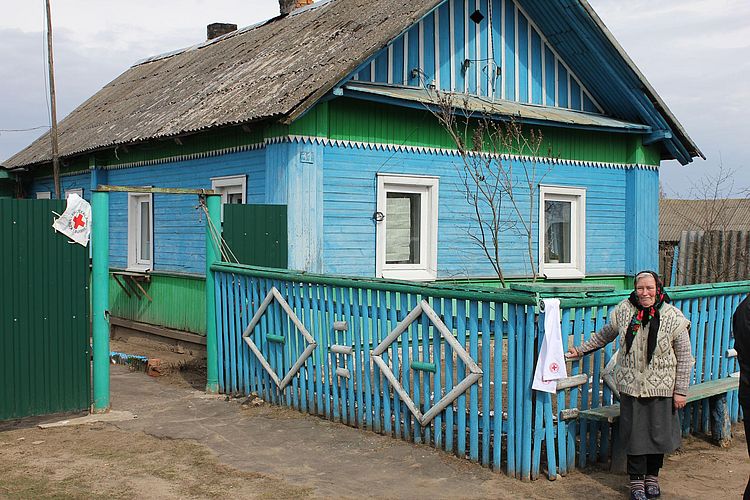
[133,0,335,68]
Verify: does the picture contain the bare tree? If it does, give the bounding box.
[427,90,553,285]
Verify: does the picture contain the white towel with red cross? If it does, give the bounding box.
[52,193,91,246]
[532,298,568,393]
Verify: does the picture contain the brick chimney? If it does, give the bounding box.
[279,0,313,15]
[207,22,237,40]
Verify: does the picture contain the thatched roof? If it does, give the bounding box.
[5,0,438,168]
[660,198,750,242]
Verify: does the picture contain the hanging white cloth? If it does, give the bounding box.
[532,298,568,394]
[52,193,92,246]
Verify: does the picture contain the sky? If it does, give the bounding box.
[0,0,747,197]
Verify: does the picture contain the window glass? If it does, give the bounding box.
[544,200,571,263]
[227,192,243,204]
[139,200,151,261]
[386,192,421,264]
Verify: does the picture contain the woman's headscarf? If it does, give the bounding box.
[624,270,670,363]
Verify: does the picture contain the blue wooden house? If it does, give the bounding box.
[3,0,701,339]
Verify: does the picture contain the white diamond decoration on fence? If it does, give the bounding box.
[242,286,317,390]
[371,300,483,426]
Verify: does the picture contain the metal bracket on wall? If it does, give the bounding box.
[242,287,317,390]
[371,300,482,427]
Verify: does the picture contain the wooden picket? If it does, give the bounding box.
[212,262,749,481]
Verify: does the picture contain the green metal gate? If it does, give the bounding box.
[223,204,288,268]
[1,199,91,420]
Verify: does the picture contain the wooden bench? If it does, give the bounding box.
[578,375,739,470]
[578,376,739,423]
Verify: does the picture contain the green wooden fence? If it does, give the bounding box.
[1,199,91,420]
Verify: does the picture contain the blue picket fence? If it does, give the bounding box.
[212,262,748,481]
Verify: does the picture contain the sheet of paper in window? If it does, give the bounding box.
[52,193,91,246]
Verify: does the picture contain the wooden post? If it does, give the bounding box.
[205,194,221,393]
[92,190,110,412]
[45,0,61,199]
[711,394,732,447]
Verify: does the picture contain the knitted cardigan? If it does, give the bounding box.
[579,299,693,398]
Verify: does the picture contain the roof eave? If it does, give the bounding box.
[577,0,704,164]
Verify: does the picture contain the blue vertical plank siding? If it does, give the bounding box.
[391,37,405,85]
[530,30,543,105]
[544,46,556,106]
[624,167,660,274]
[374,49,389,83]
[517,13,529,103]
[504,0,516,101]
[437,2,452,91]
[557,62,569,108]
[407,25,420,86]
[570,78,582,110]
[422,14,437,88]
[348,0,599,113]
[490,0,503,98]
[452,0,466,92]
[478,0,489,97]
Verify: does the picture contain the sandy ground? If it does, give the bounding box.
[1,360,747,499]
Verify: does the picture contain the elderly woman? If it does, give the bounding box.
[567,271,692,500]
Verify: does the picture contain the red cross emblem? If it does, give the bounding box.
[549,362,559,373]
[73,213,86,229]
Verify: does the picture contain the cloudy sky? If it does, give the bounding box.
[1,0,747,196]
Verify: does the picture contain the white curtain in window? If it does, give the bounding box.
[386,193,421,264]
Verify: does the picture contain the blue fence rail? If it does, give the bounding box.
[211,262,748,480]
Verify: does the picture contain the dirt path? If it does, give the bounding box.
[1,365,747,499]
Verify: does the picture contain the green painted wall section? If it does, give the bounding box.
[109,272,206,335]
[1,199,90,420]
[320,99,661,166]
[31,96,660,175]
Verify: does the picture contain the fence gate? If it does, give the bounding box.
[1,199,90,420]
[223,204,287,268]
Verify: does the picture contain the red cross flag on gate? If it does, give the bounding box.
[52,193,92,246]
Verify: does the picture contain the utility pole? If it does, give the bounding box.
[45,0,61,199]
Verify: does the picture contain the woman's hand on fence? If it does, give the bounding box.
[565,346,582,359]
[673,394,687,409]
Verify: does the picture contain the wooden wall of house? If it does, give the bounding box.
[354,0,599,113]
[321,142,648,278]
[29,149,266,275]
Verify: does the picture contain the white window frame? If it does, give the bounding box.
[211,175,246,219]
[539,185,586,279]
[376,174,439,281]
[36,191,51,199]
[127,192,154,271]
[65,188,83,199]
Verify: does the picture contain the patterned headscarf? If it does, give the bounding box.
[624,270,670,363]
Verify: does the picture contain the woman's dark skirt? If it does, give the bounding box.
[620,394,682,455]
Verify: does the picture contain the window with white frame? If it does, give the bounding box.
[539,185,586,279]
[127,193,153,271]
[65,188,83,199]
[376,174,439,281]
[36,191,51,199]
[211,175,246,215]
